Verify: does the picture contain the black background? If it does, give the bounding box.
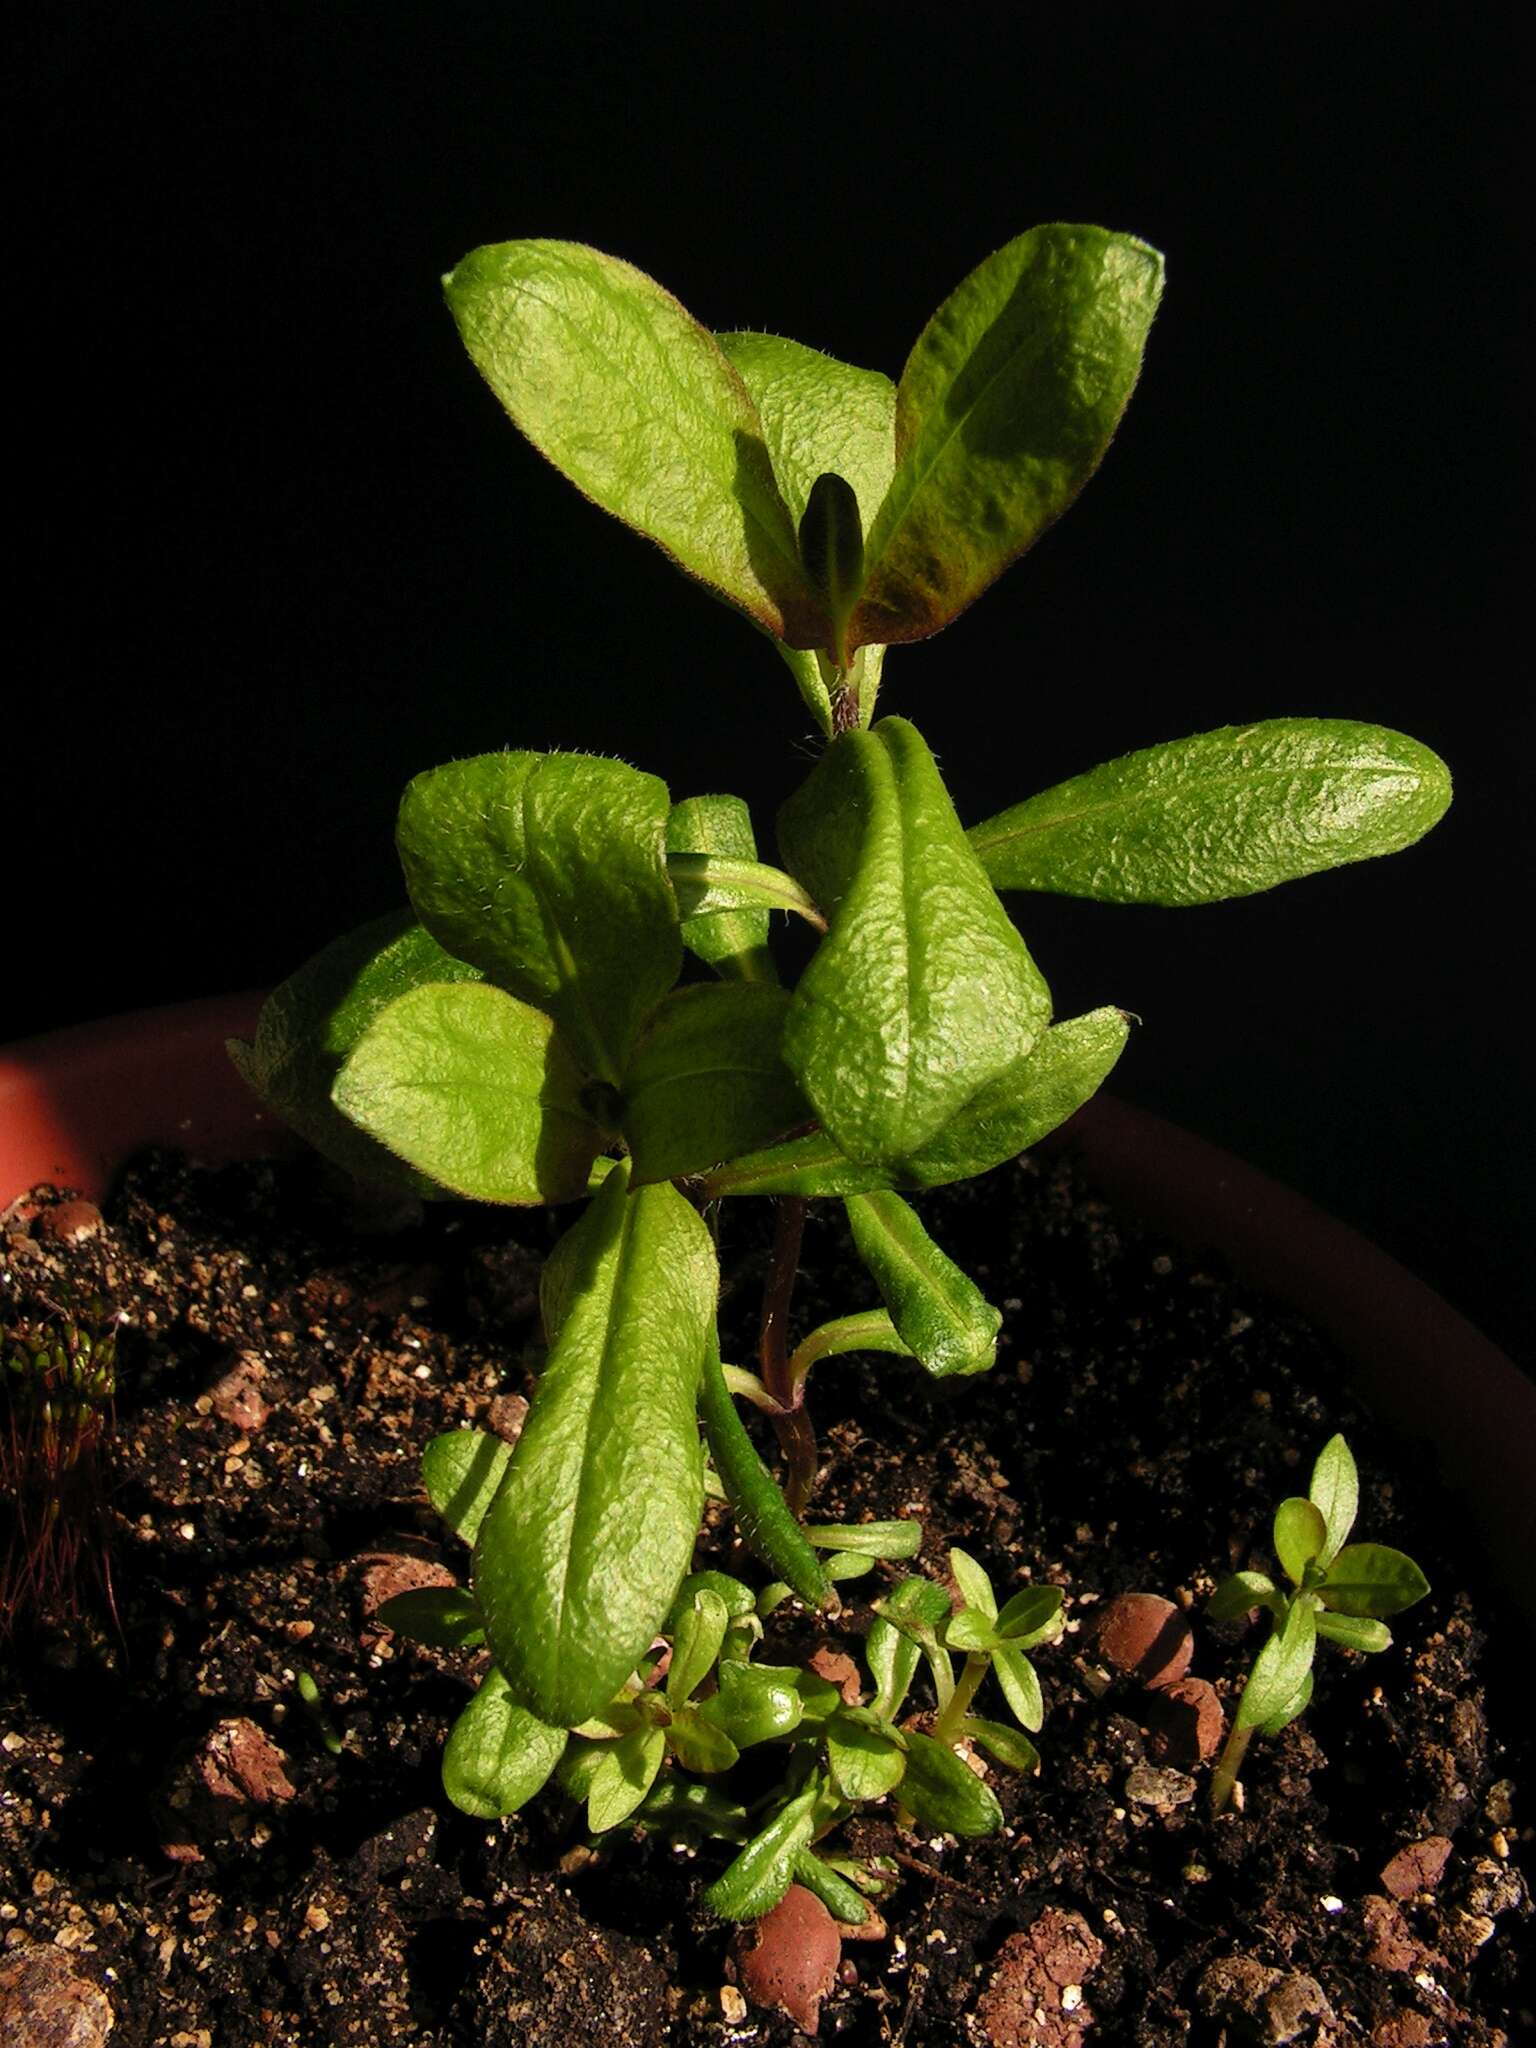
[12,7,1531,1360]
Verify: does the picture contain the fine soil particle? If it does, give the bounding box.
[2,1147,1531,2045]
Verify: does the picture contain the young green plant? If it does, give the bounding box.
[231,229,1450,1844]
[1206,1434,1429,1812]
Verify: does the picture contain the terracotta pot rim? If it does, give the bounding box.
[3,995,1531,1625]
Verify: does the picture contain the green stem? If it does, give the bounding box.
[1208,1719,1254,1813]
[931,1653,989,1746]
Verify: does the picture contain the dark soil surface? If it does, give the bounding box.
[2,1147,1531,2046]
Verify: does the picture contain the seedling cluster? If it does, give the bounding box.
[232,228,1448,1907]
[1206,1433,1429,1811]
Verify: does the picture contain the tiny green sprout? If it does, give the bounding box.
[296,1669,345,1757]
[230,228,1452,1901]
[1206,1434,1429,1812]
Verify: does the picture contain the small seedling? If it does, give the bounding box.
[231,230,1451,1880]
[1206,1434,1429,1811]
[1,1290,121,1637]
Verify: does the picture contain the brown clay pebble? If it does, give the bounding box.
[1144,1674,1226,1766]
[0,1944,114,2047]
[1093,1592,1194,1687]
[734,1884,842,2036]
[807,1646,863,1705]
[1380,1834,1453,1897]
[37,1198,104,1245]
[974,1908,1104,2048]
[209,1352,271,1431]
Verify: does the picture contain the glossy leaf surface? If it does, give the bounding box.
[779,718,1050,1162]
[334,983,604,1205]
[445,241,823,644]
[1319,1543,1430,1619]
[667,795,774,981]
[845,1190,1000,1377]
[898,1730,1003,1837]
[850,226,1163,649]
[991,1643,1045,1732]
[587,1724,667,1831]
[473,1165,716,1726]
[397,751,680,1085]
[699,1006,1127,1197]
[622,983,808,1185]
[229,911,481,1195]
[1308,1435,1359,1567]
[1315,1611,1392,1653]
[826,1712,906,1803]
[702,1778,821,1920]
[1273,1497,1329,1587]
[970,721,1452,905]
[1236,1599,1318,1731]
[962,1716,1040,1774]
[442,1668,567,1819]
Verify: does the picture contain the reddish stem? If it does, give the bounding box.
[758,1197,818,1512]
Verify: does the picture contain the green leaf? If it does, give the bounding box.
[826,1712,907,1803]
[1207,1569,1282,1622]
[1273,1497,1329,1587]
[702,1777,821,1920]
[587,1723,667,1832]
[897,1730,1004,1838]
[948,1549,998,1621]
[421,1429,514,1547]
[961,1716,1041,1775]
[442,1668,568,1819]
[334,983,605,1205]
[943,1610,997,1653]
[995,1585,1065,1648]
[788,1310,914,1382]
[444,240,824,645]
[716,330,896,539]
[991,1642,1046,1733]
[970,721,1453,905]
[1309,1435,1360,1567]
[666,1586,730,1710]
[791,1851,871,1926]
[396,751,680,1086]
[699,1006,1128,1197]
[850,226,1163,650]
[665,854,824,930]
[1320,1543,1430,1619]
[823,1551,877,1584]
[845,1190,1001,1377]
[1315,1611,1392,1653]
[667,795,775,982]
[695,1344,832,1610]
[1254,1664,1314,1737]
[1236,1599,1318,1732]
[778,718,1051,1162]
[621,983,809,1186]
[373,1585,484,1650]
[473,1164,716,1726]
[703,1662,805,1748]
[805,1520,922,1559]
[666,1707,740,1775]
[228,910,482,1195]
[867,1578,954,1721]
